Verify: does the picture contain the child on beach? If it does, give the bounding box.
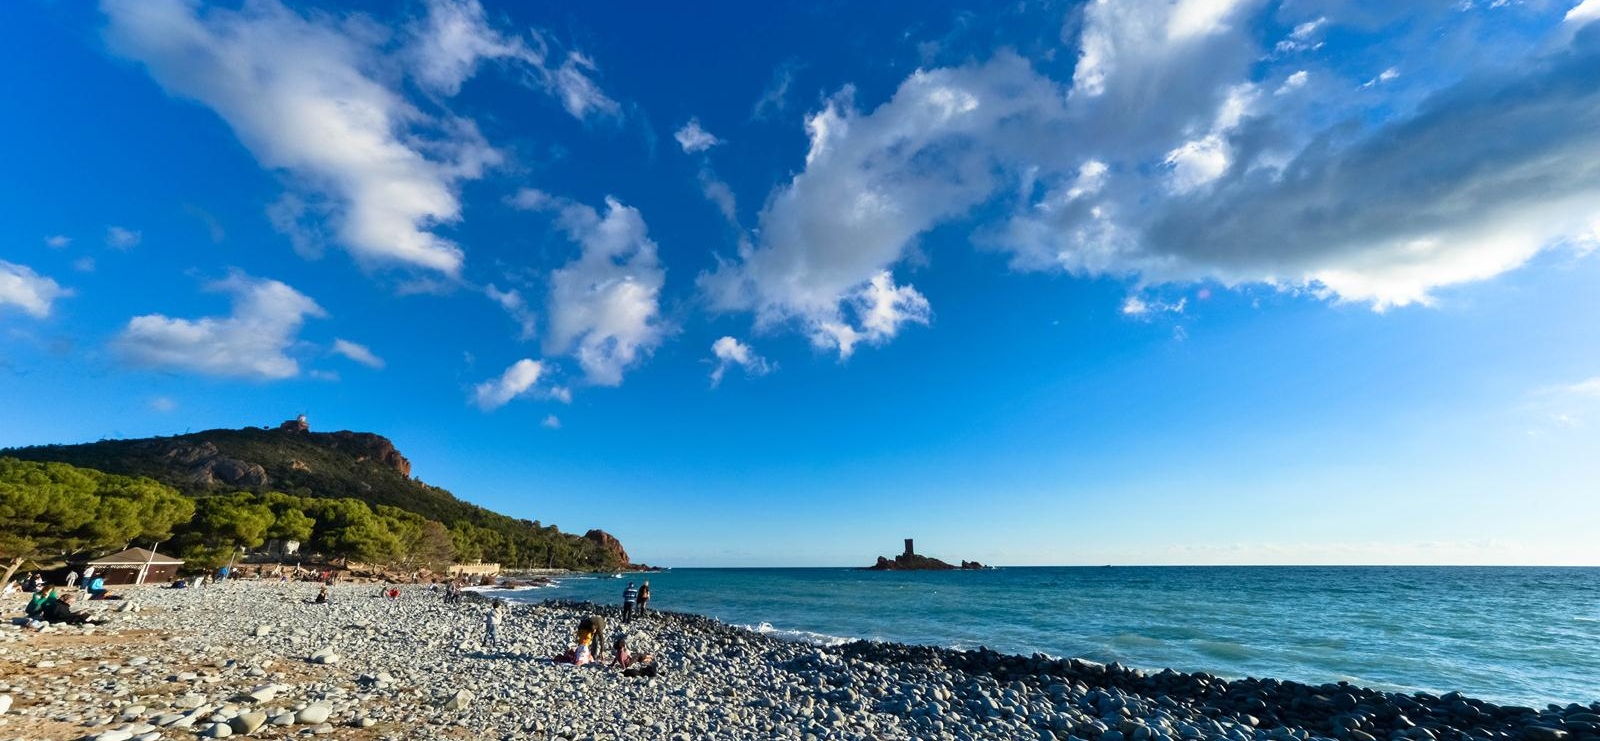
[611,636,659,677]
[484,600,505,648]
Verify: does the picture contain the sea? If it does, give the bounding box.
[497,566,1600,708]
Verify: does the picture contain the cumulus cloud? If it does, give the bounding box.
[331,338,385,369]
[106,226,141,250]
[701,2,1600,352]
[113,273,325,379]
[515,193,666,386]
[103,0,499,275]
[674,119,722,153]
[709,336,771,386]
[701,55,1061,356]
[0,261,71,318]
[45,235,71,248]
[149,396,177,412]
[541,414,561,429]
[472,358,545,410]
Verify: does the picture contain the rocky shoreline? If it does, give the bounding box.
[0,582,1594,741]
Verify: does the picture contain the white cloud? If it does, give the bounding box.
[674,119,722,153]
[472,358,544,410]
[406,0,524,97]
[1275,70,1309,94]
[709,336,772,386]
[149,396,177,412]
[331,338,385,369]
[1067,0,1265,155]
[1274,16,1326,53]
[1565,0,1600,25]
[541,414,561,429]
[548,49,621,120]
[0,261,70,318]
[45,235,71,248]
[72,257,96,273]
[701,56,1060,357]
[404,0,620,119]
[106,226,141,250]
[700,5,1600,352]
[1363,66,1400,88]
[485,284,537,340]
[113,273,325,379]
[516,194,666,386]
[103,0,500,275]
[1121,295,1187,316]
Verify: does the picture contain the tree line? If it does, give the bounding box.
[0,457,618,583]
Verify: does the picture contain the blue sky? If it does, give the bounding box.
[3,0,1599,566]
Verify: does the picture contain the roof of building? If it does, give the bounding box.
[85,547,184,566]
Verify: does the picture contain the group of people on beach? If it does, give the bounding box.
[5,570,110,601]
[19,587,107,626]
[476,578,660,677]
[550,610,659,676]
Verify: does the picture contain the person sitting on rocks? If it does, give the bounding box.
[41,593,103,625]
[611,635,659,677]
[314,584,329,604]
[86,576,107,600]
[576,614,606,659]
[24,589,54,618]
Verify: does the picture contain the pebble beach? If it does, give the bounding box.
[1,581,1595,741]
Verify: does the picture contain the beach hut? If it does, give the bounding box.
[82,548,184,586]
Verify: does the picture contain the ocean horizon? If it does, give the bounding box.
[504,565,1600,708]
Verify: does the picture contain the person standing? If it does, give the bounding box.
[637,581,651,615]
[484,600,505,649]
[621,582,639,623]
[64,571,78,589]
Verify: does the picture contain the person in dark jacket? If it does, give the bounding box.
[41,593,100,625]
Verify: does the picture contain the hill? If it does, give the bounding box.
[1,418,632,572]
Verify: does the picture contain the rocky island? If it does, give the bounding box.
[866,539,986,571]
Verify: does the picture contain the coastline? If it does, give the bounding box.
[1,582,1593,741]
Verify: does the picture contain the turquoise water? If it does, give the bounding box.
[505,566,1600,707]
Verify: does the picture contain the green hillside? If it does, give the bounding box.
[1,421,631,571]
